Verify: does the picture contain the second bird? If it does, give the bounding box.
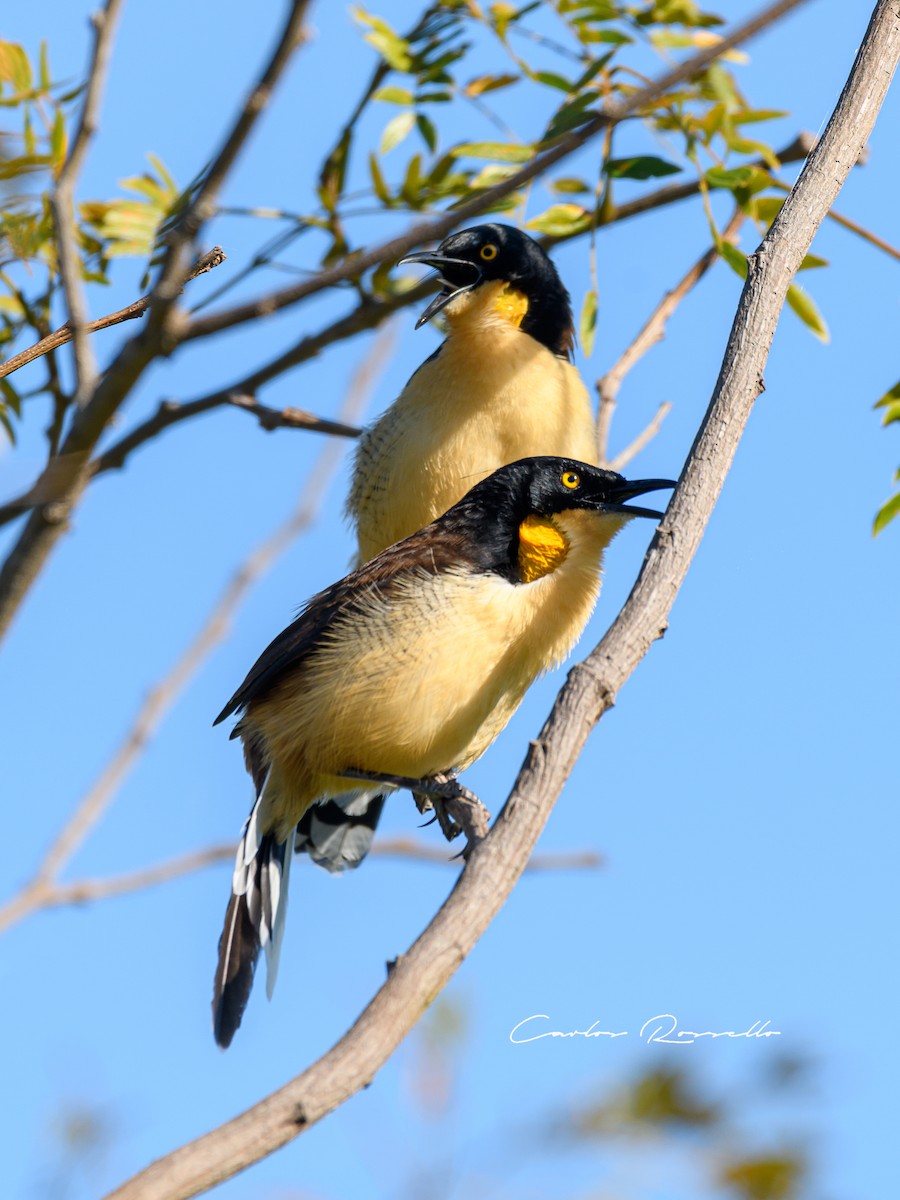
[295,224,601,870]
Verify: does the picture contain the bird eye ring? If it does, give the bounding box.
[480,244,498,261]
[561,471,581,489]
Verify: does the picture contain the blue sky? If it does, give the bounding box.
[1,2,898,1197]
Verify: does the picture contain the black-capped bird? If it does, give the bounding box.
[349,223,598,561]
[213,457,674,1046]
[295,223,600,872]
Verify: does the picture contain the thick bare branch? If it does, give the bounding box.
[0,5,311,643]
[0,330,392,938]
[183,0,810,343]
[105,5,900,1197]
[597,208,745,464]
[49,0,124,403]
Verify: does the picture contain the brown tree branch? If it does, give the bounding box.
[49,0,124,404]
[105,4,900,1196]
[0,330,392,938]
[0,247,226,384]
[0,5,312,644]
[182,0,811,343]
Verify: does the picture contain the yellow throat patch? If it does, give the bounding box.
[493,283,529,328]
[518,514,569,583]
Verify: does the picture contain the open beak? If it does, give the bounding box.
[399,251,483,329]
[603,478,677,520]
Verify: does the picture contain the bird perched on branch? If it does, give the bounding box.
[295,223,601,873]
[213,456,673,1047]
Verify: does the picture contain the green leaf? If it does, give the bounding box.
[368,152,391,204]
[0,404,15,445]
[39,40,50,91]
[373,85,414,104]
[717,241,749,279]
[23,108,35,155]
[799,253,828,270]
[580,288,598,357]
[50,108,67,172]
[750,196,785,223]
[526,203,592,237]
[379,110,415,155]
[543,93,595,140]
[575,27,632,45]
[416,113,437,154]
[351,7,412,71]
[606,155,681,180]
[452,141,533,163]
[786,283,829,343]
[1,376,22,416]
[552,177,590,194]
[534,71,573,93]
[874,380,900,410]
[878,401,900,427]
[873,488,900,535]
[469,163,521,189]
[705,165,754,190]
[732,108,788,125]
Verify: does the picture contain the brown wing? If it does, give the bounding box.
[213,520,478,726]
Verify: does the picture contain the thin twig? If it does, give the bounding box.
[49,0,124,404]
[104,6,900,1195]
[0,838,600,932]
[608,402,673,473]
[0,329,393,937]
[597,208,745,464]
[0,247,226,383]
[183,0,811,343]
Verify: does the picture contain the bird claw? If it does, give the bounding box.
[340,767,490,855]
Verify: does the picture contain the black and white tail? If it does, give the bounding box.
[212,793,293,1049]
[294,789,387,873]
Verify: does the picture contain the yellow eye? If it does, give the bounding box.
[480,243,498,261]
[561,470,581,490]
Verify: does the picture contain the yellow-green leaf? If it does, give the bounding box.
[874,489,900,535]
[0,41,32,91]
[526,203,592,237]
[717,240,748,279]
[373,86,413,104]
[874,380,900,411]
[453,141,534,163]
[50,109,67,173]
[786,283,829,343]
[379,110,415,155]
[580,288,598,358]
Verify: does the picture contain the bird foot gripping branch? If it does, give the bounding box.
[343,768,492,853]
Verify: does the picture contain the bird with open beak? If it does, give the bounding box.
[213,457,675,1046]
[292,225,603,875]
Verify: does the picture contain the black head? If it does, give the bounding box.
[442,457,676,583]
[400,224,574,357]
[462,456,675,523]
